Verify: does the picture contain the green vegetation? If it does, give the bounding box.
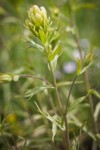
[0,0,100,150]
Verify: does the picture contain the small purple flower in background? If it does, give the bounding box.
[63,62,76,74]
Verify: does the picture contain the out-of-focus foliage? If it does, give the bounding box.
[0,0,100,150]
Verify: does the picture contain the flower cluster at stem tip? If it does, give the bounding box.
[25,5,51,39]
[25,5,61,70]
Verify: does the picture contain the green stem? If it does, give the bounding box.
[48,61,64,114]
[19,74,52,85]
[63,75,77,150]
[63,115,70,150]
[64,75,77,115]
[48,61,70,150]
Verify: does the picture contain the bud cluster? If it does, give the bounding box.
[0,73,19,83]
[76,51,94,75]
[25,5,51,39]
[25,5,61,71]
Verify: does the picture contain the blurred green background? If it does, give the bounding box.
[0,0,100,149]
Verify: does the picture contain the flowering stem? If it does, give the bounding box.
[48,61,64,114]
[48,61,70,150]
[64,75,77,115]
[62,75,77,150]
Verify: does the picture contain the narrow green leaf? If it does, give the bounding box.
[57,81,83,87]
[77,61,93,76]
[50,55,58,71]
[77,52,94,75]
[25,37,44,52]
[34,101,45,116]
[47,30,55,44]
[45,112,65,130]
[48,44,62,71]
[34,104,65,131]
[94,102,100,122]
[25,85,54,100]
[67,96,86,113]
[49,44,62,61]
[76,58,82,75]
[39,29,46,45]
[79,61,93,75]
[92,90,100,99]
[96,134,100,139]
[52,116,57,142]
[47,28,59,45]
[70,116,96,141]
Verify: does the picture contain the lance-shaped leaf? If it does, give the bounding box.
[94,102,100,122]
[57,81,83,87]
[48,44,62,61]
[67,96,86,114]
[69,115,97,141]
[48,44,62,71]
[76,58,82,75]
[89,89,100,100]
[39,29,47,45]
[96,134,100,140]
[52,116,57,142]
[34,102,66,141]
[25,37,44,52]
[47,28,59,45]
[25,85,54,100]
[35,102,65,130]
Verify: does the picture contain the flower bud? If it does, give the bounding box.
[31,5,41,15]
[35,14,43,26]
[25,5,53,45]
[28,5,40,24]
[0,74,12,83]
[12,75,19,82]
[40,7,47,20]
[0,73,19,83]
[26,5,48,29]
